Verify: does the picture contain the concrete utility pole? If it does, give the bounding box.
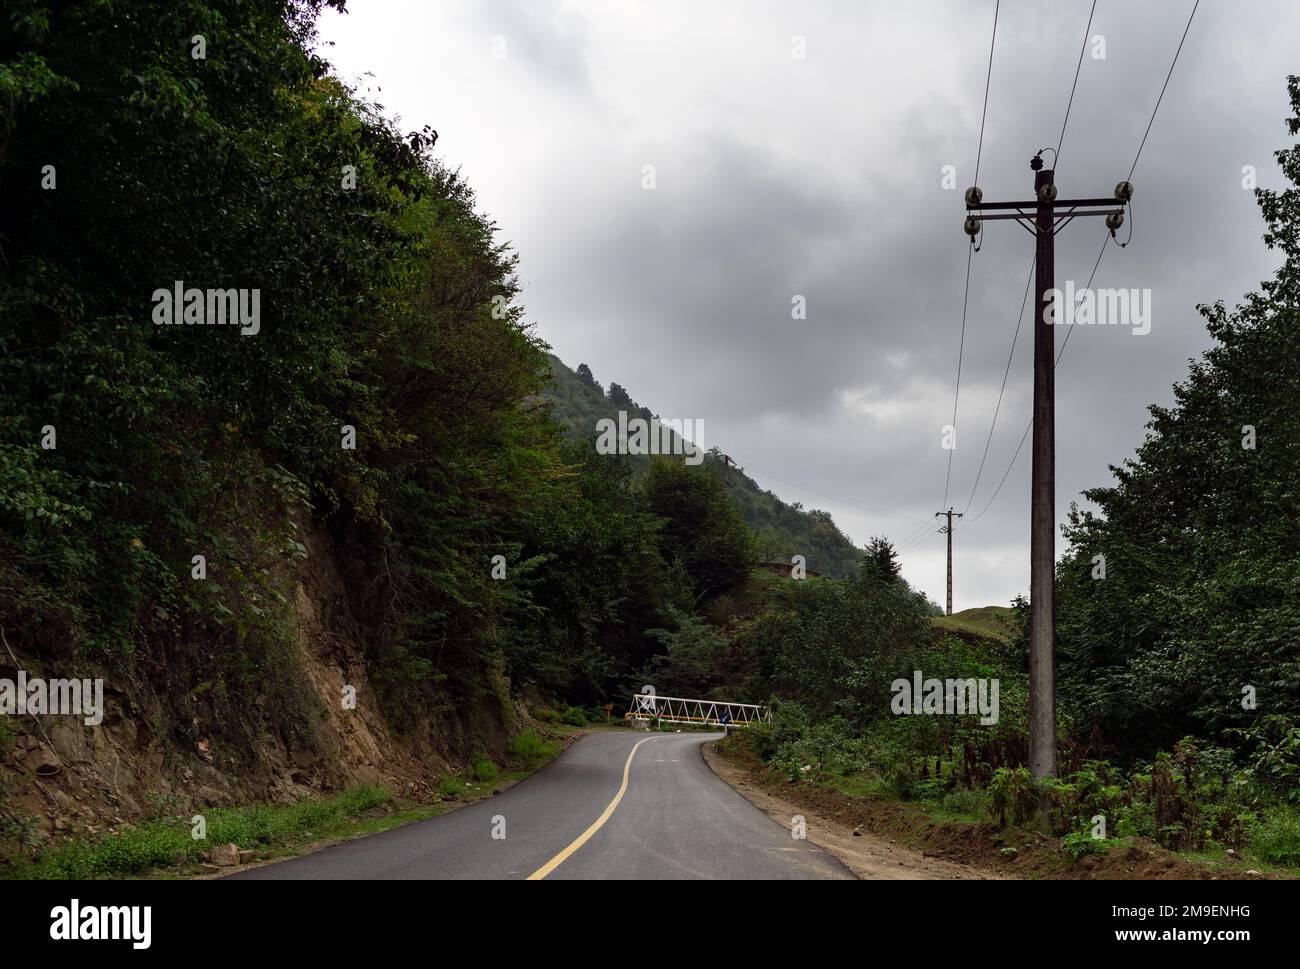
[933,507,963,616]
[963,154,1131,781]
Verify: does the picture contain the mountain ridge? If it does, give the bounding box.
[543,353,865,579]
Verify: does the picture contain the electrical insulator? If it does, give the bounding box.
[963,216,981,237]
[1114,180,1134,202]
[1106,211,1125,233]
[965,186,983,207]
[1038,183,1058,203]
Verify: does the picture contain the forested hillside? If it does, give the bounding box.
[544,354,866,578]
[0,0,760,854]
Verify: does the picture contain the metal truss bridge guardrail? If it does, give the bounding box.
[624,694,771,728]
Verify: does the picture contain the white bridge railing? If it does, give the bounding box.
[624,692,771,728]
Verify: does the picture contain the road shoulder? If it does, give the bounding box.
[701,740,1004,880]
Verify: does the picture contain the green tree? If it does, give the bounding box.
[640,459,756,601]
[862,535,901,583]
[1054,76,1300,760]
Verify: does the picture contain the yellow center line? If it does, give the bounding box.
[527,736,655,880]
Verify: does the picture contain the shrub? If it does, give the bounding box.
[744,722,779,761]
[1062,830,1114,859]
[770,718,870,781]
[469,754,498,782]
[989,767,1037,828]
[1250,807,1300,867]
[509,729,558,766]
[435,777,464,799]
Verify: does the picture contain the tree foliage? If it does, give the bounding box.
[1054,76,1300,759]
[0,1,766,738]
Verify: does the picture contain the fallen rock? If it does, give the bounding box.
[237,850,255,864]
[207,843,241,867]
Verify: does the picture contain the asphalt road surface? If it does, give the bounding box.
[227,731,853,880]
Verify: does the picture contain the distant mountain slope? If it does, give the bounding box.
[543,354,865,579]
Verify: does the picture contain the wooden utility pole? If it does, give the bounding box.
[963,153,1131,782]
[933,507,963,616]
[1028,156,1057,781]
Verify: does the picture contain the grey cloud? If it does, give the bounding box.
[320,0,1300,609]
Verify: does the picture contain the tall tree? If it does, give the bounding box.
[1053,76,1300,758]
[641,459,756,600]
[862,536,901,583]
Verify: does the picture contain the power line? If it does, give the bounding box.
[963,0,1200,524]
[973,0,1001,188]
[958,0,1095,519]
[1128,0,1200,182]
[966,234,1109,522]
[898,524,946,556]
[960,255,1034,516]
[1055,0,1097,166]
[897,524,942,556]
[893,517,939,552]
[741,461,930,527]
[943,242,973,509]
[1055,232,1110,362]
[944,0,1001,510]
[966,415,1030,523]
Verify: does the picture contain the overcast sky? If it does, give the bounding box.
[317,0,1297,611]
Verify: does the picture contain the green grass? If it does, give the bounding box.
[430,764,533,802]
[4,731,570,880]
[4,785,393,880]
[932,605,1015,644]
[819,771,990,824]
[509,728,559,766]
[821,771,891,800]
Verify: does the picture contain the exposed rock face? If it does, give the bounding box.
[0,518,526,854]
